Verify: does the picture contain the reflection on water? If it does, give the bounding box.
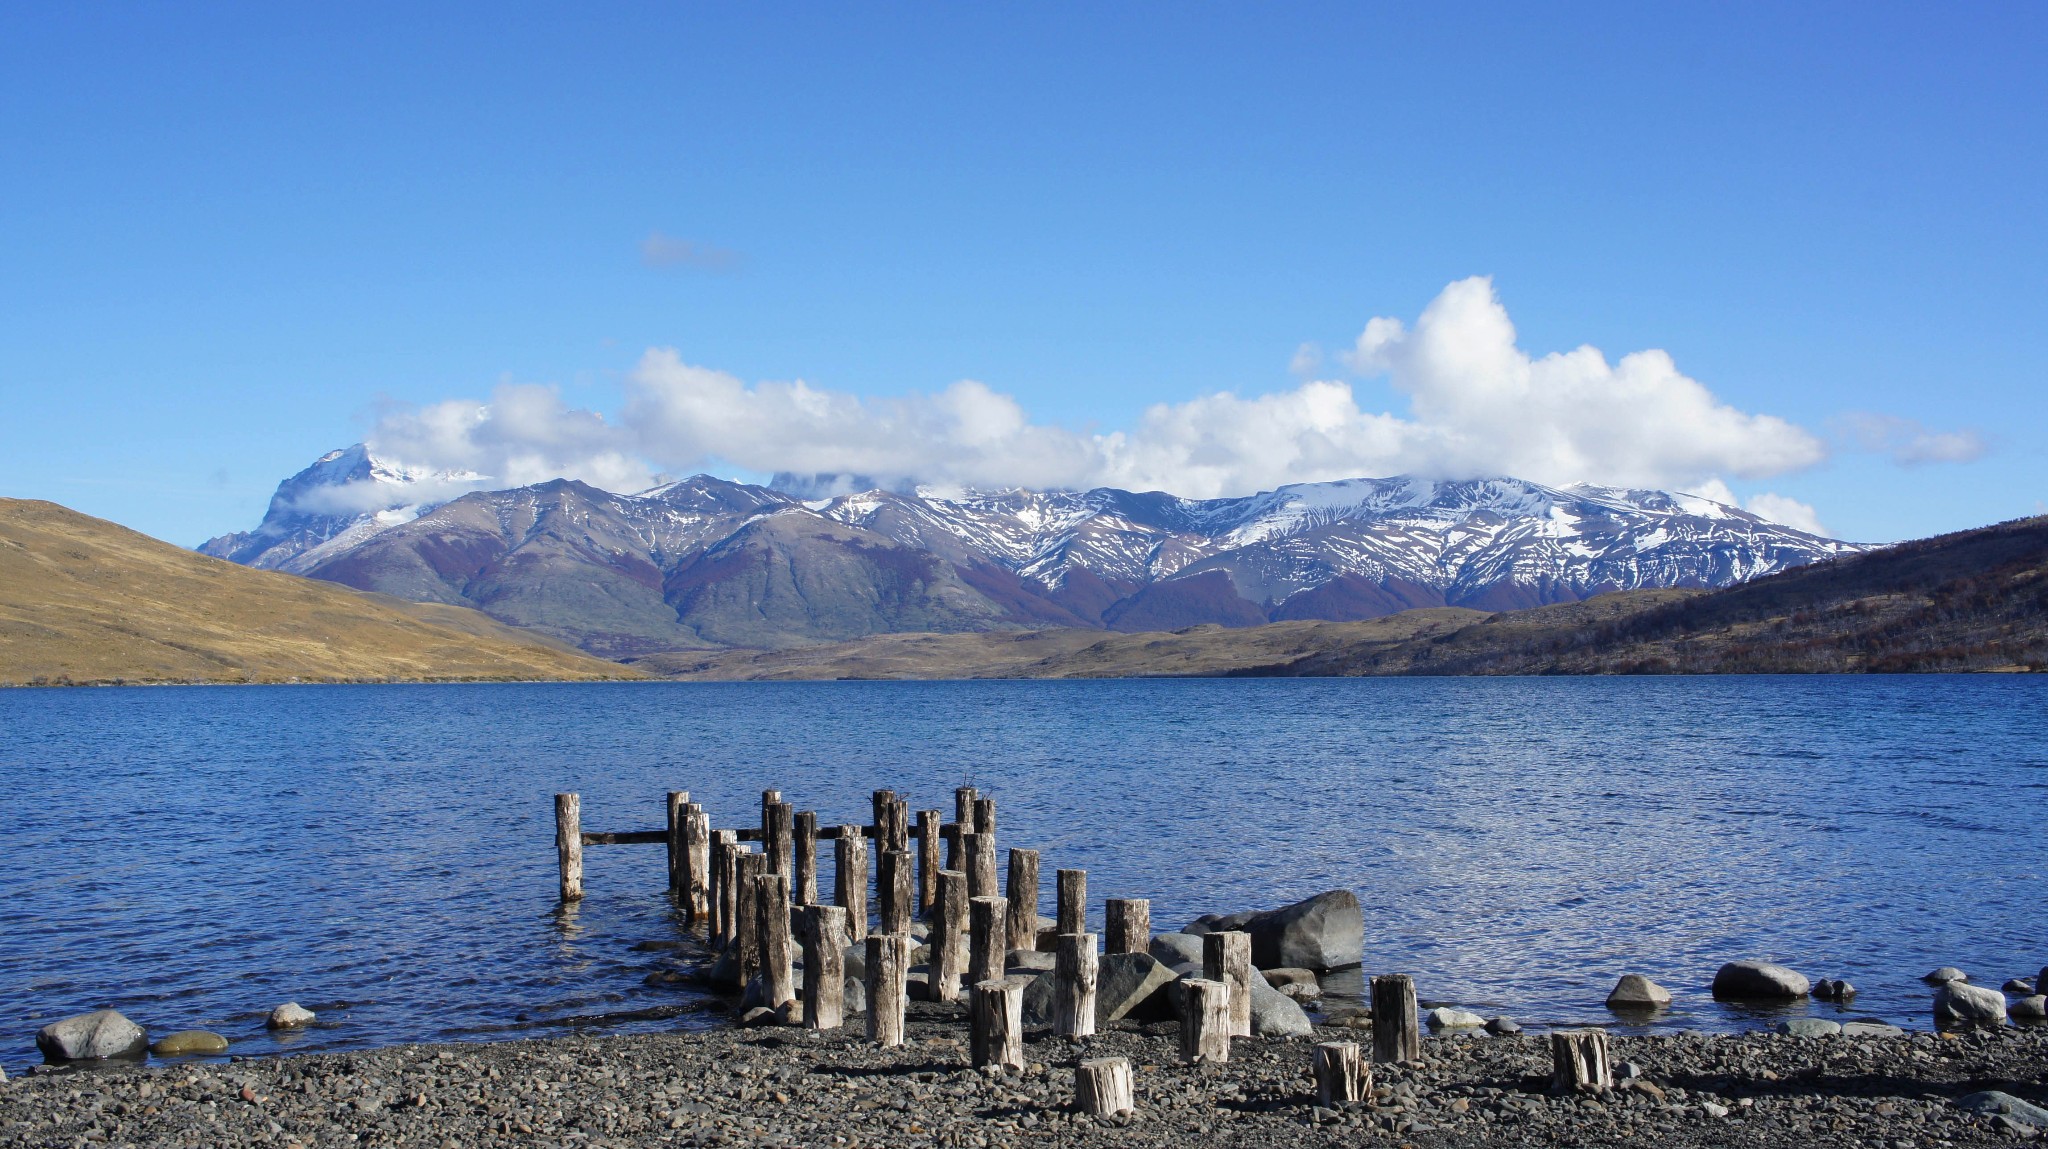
[0,676,2042,1069]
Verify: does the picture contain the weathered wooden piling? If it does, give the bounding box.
[1180,977,1231,1063]
[735,852,766,986]
[1105,898,1149,955]
[710,831,737,944]
[1075,1057,1133,1116]
[865,933,911,1047]
[967,832,999,900]
[835,825,869,943]
[948,787,975,871]
[665,791,688,894]
[756,872,795,1009]
[915,809,940,915]
[1203,930,1253,1037]
[1004,848,1039,950]
[1550,1030,1613,1094]
[792,811,818,905]
[930,869,968,1003]
[973,796,996,840]
[1314,1042,1372,1105]
[799,905,848,1031]
[1054,932,1098,1039]
[879,849,914,936]
[765,800,793,883]
[554,794,583,902]
[970,976,1028,1072]
[872,790,909,853]
[969,895,1008,986]
[683,804,710,922]
[1056,869,1087,936]
[1371,973,1421,1063]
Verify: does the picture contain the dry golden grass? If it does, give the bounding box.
[0,498,643,686]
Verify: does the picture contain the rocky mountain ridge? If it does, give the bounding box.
[200,446,1862,654]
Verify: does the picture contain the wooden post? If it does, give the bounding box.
[835,825,868,943]
[708,833,727,942]
[954,786,977,831]
[1550,1030,1613,1094]
[1005,848,1039,952]
[872,790,908,852]
[761,788,781,828]
[880,849,913,936]
[665,790,688,894]
[765,800,793,883]
[554,793,583,902]
[712,830,738,946]
[756,872,795,1009]
[1203,931,1253,1037]
[1180,977,1231,1064]
[1104,898,1150,955]
[930,869,968,1003]
[969,895,1008,986]
[734,852,766,986]
[683,804,710,923]
[1075,1057,1133,1116]
[970,976,1028,1072]
[866,933,911,1047]
[973,796,996,840]
[793,810,818,905]
[1371,973,1420,1063]
[964,832,997,900]
[1054,932,1098,1039]
[1314,1042,1372,1105]
[915,808,940,916]
[800,905,848,1031]
[1056,869,1087,936]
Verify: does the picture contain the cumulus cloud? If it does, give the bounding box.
[1687,479,1831,537]
[1833,412,1988,466]
[639,231,740,272]
[365,277,1842,503]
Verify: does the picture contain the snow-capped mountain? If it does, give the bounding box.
[201,446,1863,653]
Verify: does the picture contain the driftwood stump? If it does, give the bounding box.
[793,811,818,905]
[1203,930,1253,1037]
[1005,848,1039,950]
[1054,932,1098,1039]
[1056,868,1087,936]
[1550,1030,1613,1093]
[755,873,795,1009]
[1371,973,1420,1063]
[970,976,1028,1071]
[800,905,848,1030]
[866,933,911,1047]
[969,895,1008,986]
[915,809,940,916]
[1075,1057,1134,1116]
[554,793,582,902]
[1105,898,1150,955]
[931,869,968,1003]
[1180,977,1231,1063]
[834,824,868,943]
[1314,1041,1372,1104]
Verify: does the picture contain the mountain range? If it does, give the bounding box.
[200,445,1863,655]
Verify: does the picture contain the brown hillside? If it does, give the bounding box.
[0,499,643,685]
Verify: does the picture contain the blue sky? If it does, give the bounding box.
[1,3,2041,546]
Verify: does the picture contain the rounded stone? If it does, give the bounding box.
[266,1002,316,1030]
[1922,967,1968,985]
[150,1030,230,1056]
[35,1009,148,1062]
[1606,974,1673,1009]
[1712,961,1810,999]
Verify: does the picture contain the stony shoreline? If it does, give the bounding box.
[5,1003,2045,1148]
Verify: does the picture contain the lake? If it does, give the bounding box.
[1,676,2042,1070]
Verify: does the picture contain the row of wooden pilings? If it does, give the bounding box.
[552,788,1616,1113]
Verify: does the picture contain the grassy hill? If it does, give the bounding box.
[0,499,643,686]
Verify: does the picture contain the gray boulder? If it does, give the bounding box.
[1485,1017,1521,1035]
[1776,1018,1842,1037]
[1006,948,1055,972]
[1183,912,1253,936]
[1425,1006,1486,1030]
[1606,974,1672,1009]
[1021,971,1057,1027]
[1262,967,1318,991]
[1813,978,1856,1000]
[1248,975,1313,1037]
[36,1010,148,1062]
[842,944,866,982]
[842,975,866,1015]
[1097,953,1177,1023]
[1841,1021,1905,1037]
[1934,979,2007,1026]
[1958,1091,2048,1131]
[1149,932,1206,967]
[1240,891,1363,972]
[1923,966,1968,984]
[1711,961,1809,999]
[705,950,740,988]
[266,1002,316,1030]
[2001,978,2035,995]
[2011,995,2047,1020]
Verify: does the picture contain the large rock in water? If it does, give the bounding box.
[1096,953,1177,1023]
[1606,974,1673,1009]
[1239,891,1363,972]
[1711,961,1809,999]
[1149,932,1206,967]
[1934,979,2007,1026]
[37,1010,148,1062]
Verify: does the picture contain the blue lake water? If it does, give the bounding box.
[1,676,2043,1071]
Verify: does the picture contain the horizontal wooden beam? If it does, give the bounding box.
[583,822,958,847]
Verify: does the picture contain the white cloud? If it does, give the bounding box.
[1683,479,1831,537]
[1833,412,1988,466]
[364,277,1839,503]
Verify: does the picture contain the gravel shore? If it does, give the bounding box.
[5,1001,2045,1148]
